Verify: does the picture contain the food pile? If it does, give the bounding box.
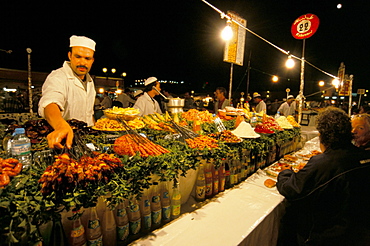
[0,158,23,188]
[286,115,300,127]
[39,153,123,196]
[276,116,293,129]
[141,114,176,133]
[181,109,215,123]
[113,134,170,157]
[208,130,242,143]
[263,116,284,131]
[93,118,145,131]
[104,107,140,121]
[254,123,275,134]
[185,135,218,150]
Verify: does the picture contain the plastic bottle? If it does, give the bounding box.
[86,207,103,246]
[250,113,257,128]
[115,201,129,242]
[10,128,32,168]
[151,182,162,227]
[274,111,281,120]
[171,182,181,220]
[160,181,171,223]
[139,188,152,232]
[102,207,116,246]
[69,211,87,246]
[195,163,206,202]
[127,198,141,235]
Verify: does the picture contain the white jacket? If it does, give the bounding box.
[133,92,162,116]
[38,61,96,126]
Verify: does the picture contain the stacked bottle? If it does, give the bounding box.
[195,163,206,202]
[204,161,213,199]
[127,197,141,236]
[161,182,171,223]
[151,182,162,228]
[115,201,129,243]
[102,207,116,246]
[171,182,181,220]
[218,161,226,192]
[139,188,152,232]
[86,206,103,245]
[69,211,86,246]
[212,162,219,196]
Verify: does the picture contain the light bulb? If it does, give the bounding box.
[285,56,295,68]
[221,22,233,41]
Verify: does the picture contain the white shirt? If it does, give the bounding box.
[38,61,96,126]
[255,100,266,113]
[116,92,136,108]
[133,92,162,116]
[277,101,296,116]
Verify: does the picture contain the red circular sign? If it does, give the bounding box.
[291,13,320,39]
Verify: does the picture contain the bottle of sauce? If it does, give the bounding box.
[171,182,181,220]
[102,207,116,246]
[212,161,219,195]
[195,163,206,202]
[139,188,152,232]
[50,218,68,246]
[151,182,162,228]
[69,211,87,246]
[204,161,213,198]
[218,161,226,192]
[161,182,171,223]
[115,201,129,243]
[127,197,141,235]
[86,206,103,246]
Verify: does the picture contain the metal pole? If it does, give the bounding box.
[228,63,233,101]
[246,51,251,97]
[348,75,353,115]
[26,48,33,115]
[297,39,306,124]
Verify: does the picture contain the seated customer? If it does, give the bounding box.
[277,107,370,245]
[352,113,370,150]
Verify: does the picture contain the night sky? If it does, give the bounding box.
[1,0,369,99]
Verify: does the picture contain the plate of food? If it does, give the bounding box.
[104,107,140,121]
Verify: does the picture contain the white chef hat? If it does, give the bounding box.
[133,89,143,97]
[144,77,158,86]
[253,92,261,98]
[287,95,295,100]
[69,35,96,51]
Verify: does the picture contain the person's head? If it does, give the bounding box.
[124,88,132,94]
[253,92,262,103]
[162,89,171,97]
[68,35,96,80]
[351,114,370,147]
[184,92,191,98]
[359,105,370,114]
[143,77,161,96]
[316,106,352,150]
[287,95,295,105]
[215,87,227,100]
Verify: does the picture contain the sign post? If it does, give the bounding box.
[223,11,247,100]
[291,13,320,124]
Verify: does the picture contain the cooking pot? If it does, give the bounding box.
[167,98,185,107]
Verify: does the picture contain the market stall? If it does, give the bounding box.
[0,108,303,245]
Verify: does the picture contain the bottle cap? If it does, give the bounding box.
[13,128,25,135]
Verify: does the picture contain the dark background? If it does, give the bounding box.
[1,0,369,99]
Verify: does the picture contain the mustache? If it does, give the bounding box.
[76,65,88,69]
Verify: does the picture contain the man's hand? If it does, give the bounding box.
[47,121,73,149]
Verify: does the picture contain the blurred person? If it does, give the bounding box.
[183,92,195,111]
[38,35,96,149]
[359,104,370,114]
[277,107,370,245]
[117,88,136,108]
[252,92,266,113]
[100,91,112,110]
[351,114,370,150]
[277,95,296,116]
[269,98,281,115]
[133,77,162,116]
[214,87,230,114]
[160,88,173,112]
[94,95,103,120]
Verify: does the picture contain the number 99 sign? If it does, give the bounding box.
[291,13,320,39]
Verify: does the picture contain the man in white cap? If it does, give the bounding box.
[252,92,266,113]
[38,35,96,149]
[277,95,296,116]
[133,77,162,116]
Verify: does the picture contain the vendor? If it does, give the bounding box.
[351,113,370,150]
[252,92,266,113]
[38,35,96,149]
[133,77,162,116]
[214,87,230,114]
[277,95,296,116]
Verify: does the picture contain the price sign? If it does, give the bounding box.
[291,13,320,39]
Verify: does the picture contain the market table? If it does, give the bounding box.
[131,137,321,246]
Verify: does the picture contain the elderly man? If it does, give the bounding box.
[351,113,370,150]
[277,95,296,116]
[38,35,96,149]
[133,77,162,116]
[277,107,370,245]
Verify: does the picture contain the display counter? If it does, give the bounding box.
[132,137,321,246]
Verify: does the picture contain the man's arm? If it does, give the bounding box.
[44,103,74,149]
